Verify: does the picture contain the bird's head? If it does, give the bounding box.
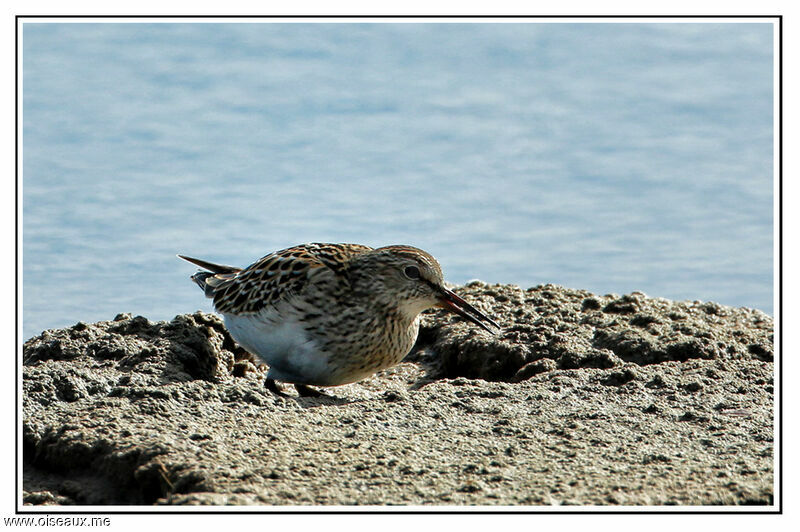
[351,245,500,334]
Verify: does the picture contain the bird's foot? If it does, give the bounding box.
[265,379,332,398]
[294,384,331,398]
[265,378,291,397]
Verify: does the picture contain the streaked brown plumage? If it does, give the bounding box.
[179,243,499,397]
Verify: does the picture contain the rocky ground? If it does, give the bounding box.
[22,283,775,506]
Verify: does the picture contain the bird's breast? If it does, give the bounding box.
[221,306,421,386]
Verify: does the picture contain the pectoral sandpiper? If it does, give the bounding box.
[179,243,499,397]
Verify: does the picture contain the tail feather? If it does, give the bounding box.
[177,254,241,274]
[178,254,242,298]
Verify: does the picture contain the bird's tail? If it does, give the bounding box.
[177,254,242,298]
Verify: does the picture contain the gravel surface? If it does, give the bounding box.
[22,283,774,506]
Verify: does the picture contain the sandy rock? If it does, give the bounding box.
[22,284,774,506]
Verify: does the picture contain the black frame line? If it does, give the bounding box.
[14,13,783,516]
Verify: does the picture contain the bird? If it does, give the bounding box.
[179,243,499,397]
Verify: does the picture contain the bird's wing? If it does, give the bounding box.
[205,243,373,315]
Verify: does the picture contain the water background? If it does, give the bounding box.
[22,22,775,340]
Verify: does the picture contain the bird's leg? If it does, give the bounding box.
[265,378,290,397]
[294,384,330,398]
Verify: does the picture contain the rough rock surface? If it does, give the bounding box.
[22,283,774,506]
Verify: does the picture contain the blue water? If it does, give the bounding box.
[22,22,775,340]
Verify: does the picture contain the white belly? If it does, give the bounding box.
[223,311,332,385]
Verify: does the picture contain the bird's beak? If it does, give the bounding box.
[437,287,501,335]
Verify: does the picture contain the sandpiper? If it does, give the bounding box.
[179,243,499,397]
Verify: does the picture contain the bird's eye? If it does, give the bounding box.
[404,265,421,280]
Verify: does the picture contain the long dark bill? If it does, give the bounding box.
[438,288,501,335]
